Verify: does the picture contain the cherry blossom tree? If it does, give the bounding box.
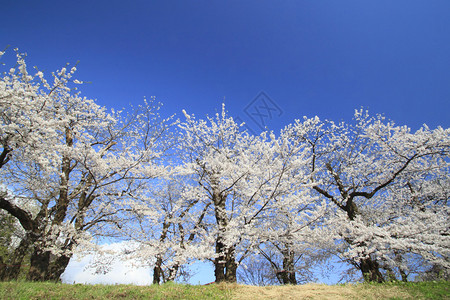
[250,200,331,285]
[287,110,450,282]
[1,49,448,285]
[0,49,68,279]
[0,50,170,281]
[177,105,318,283]
[241,122,334,285]
[116,175,213,284]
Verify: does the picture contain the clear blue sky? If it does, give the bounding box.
[2,0,449,133]
[2,0,450,284]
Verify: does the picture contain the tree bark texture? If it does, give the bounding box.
[46,254,72,282]
[27,248,50,281]
[213,189,237,283]
[153,256,163,284]
[360,257,384,283]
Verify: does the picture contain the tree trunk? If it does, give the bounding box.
[27,248,50,281]
[214,245,238,283]
[225,247,237,282]
[277,247,297,285]
[46,254,72,282]
[344,198,383,283]
[284,257,297,284]
[0,256,4,281]
[213,189,237,283]
[153,256,163,284]
[213,238,238,283]
[360,257,384,283]
[289,270,297,284]
[214,237,226,283]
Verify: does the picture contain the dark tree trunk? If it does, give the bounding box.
[213,234,238,283]
[360,257,384,283]
[27,248,50,281]
[225,247,237,283]
[46,254,72,282]
[46,240,76,282]
[153,256,163,284]
[214,239,238,283]
[288,271,297,284]
[0,256,4,281]
[344,198,383,283]
[276,269,297,285]
[283,248,297,285]
[277,270,290,285]
[213,189,237,283]
[214,261,226,282]
[214,237,226,283]
[276,247,297,285]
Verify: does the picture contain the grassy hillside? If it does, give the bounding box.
[0,281,448,299]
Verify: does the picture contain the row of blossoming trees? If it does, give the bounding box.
[0,50,449,284]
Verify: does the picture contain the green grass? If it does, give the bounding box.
[0,281,233,300]
[384,280,449,300]
[0,280,448,299]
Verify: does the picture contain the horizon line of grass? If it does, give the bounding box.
[0,280,448,299]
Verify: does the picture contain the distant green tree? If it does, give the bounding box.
[0,212,15,257]
[0,210,32,280]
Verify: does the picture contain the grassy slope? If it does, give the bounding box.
[0,281,448,300]
[235,281,449,300]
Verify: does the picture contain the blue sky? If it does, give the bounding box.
[2,0,450,284]
[2,0,449,134]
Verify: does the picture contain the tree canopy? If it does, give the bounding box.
[1,50,448,283]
